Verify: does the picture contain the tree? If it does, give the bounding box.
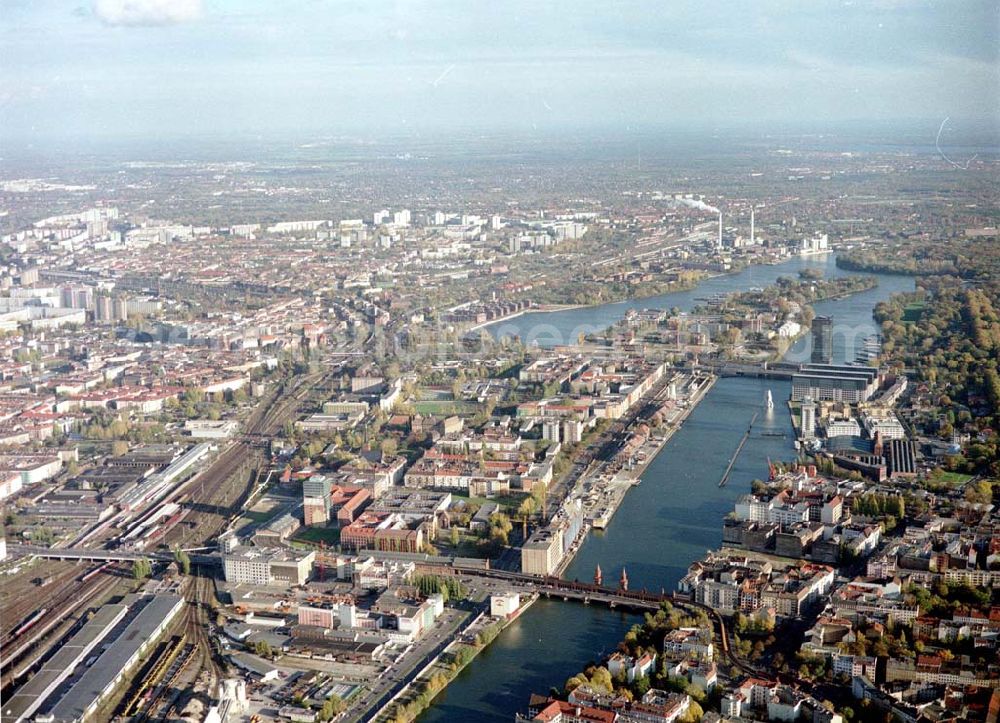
[131,558,152,580]
[319,695,345,721]
[253,640,273,658]
[626,673,651,697]
[679,700,703,723]
[449,527,460,546]
[964,479,993,505]
[684,683,706,703]
[380,437,398,458]
[489,513,512,537]
[173,548,191,575]
[111,440,129,457]
[565,675,587,694]
[589,666,613,692]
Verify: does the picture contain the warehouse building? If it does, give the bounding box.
[791,364,879,403]
[40,595,184,722]
[3,604,129,722]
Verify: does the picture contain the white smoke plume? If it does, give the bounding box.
[675,198,720,214]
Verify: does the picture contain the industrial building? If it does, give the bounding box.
[222,545,315,586]
[3,604,129,722]
[521,527,564,576]
[39,595,184,722]
[886,439,918,478]
[791,364,879,403]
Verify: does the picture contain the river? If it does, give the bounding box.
[418,254,914,722]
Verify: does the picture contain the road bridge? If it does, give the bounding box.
[8,544,221,567]
[444,563,770,681]
[688,360,800,379]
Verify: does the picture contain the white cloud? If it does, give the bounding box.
[93,0,202,27]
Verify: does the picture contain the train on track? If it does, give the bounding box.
[9,608,48,639]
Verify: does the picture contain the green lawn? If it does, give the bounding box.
[412,400,478,415]
[932,471,974,486]
[438,536,487,558]
[293,527,341,546]
[787,401,802,432]
[451,491,523,511]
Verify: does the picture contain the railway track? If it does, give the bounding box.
[164,370,333,550]
[142,643,196,721]
[146,573,224,721]
[0,563,83,640]
[117,635,188,720]
[3,369,331,704]
[0,565,123,690]
[163,443,259,548]
[250,370,329,436]
[189,573,223,683]
[0,562,111,650]
[123,572,223,722]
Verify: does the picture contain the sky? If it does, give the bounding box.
[1,0,997,144]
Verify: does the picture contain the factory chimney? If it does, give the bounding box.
[750,207,755,244]
[717,211,723,249]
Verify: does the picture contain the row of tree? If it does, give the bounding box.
[411,574,466,602]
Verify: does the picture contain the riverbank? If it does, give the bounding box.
[697,273,879,364]
[554,373,716,576]
[631,375,718,481]
[482,253,874,346]
[417,254,915,721]
[466,304,589,333]
[378,594,539,723]
[405,372,718,718]
[477,275,707,336]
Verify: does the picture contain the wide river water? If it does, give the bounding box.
[419,253,914,722]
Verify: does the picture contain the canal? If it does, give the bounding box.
[418,254,914,722]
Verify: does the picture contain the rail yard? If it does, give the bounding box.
[0,367,335,720]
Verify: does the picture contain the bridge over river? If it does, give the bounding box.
[686,359,801,379]
[437,563,772,681]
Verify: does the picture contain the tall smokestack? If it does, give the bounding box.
[718,211,723,248]
[750,207,755,244]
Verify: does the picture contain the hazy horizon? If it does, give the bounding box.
[2,0,997,150]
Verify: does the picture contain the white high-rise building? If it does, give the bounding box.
[339,602,357,628]
[801,233,830,255]
[393,209,411,227]
[542,419,561,443]
[801,397,816,440]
